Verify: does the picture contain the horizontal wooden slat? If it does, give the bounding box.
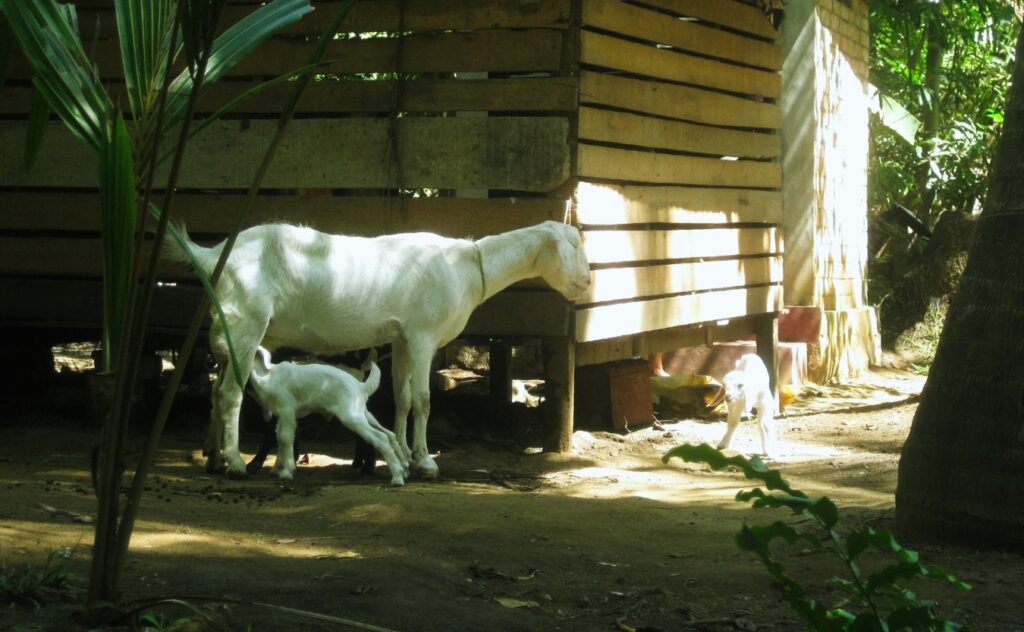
[580,72,780,130]
[73,0,573,39]
[0,277,202,333]
[582,0,781,71]
[578,107,780,159]
[0,192,568,238]
[577,144,780,189]
[575,182,782,225]
[8,30,563,80]
[576,320,710,367]
[575,284,783,342]
[0,276,570,338]
[0,117,571,191]
[581,31,780,100]
[582,227,783,265]
[635,0,782,40]
[581,256,782,304]
[0,237,174,279]
[0,77,580,116]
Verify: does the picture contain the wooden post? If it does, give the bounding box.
[489,341,512,406]
[542,333,575,453]
[754,313,780,403]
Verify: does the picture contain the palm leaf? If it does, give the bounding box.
[98,113,137,370]
[0,12,13,89]
[1,0,111,150]
[22,80,51,171]
[115,0,177,122]
[162,0,313,134]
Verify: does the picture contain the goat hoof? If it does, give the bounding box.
[205,458,226,475]
[412,456,439,480]
[390,476,405,487]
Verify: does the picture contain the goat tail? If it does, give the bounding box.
[249,346,272,386]
[162,220,218,275]
[362,349,381,396]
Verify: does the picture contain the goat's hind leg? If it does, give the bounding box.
[755,399,776,457]
[341,414,405,486]
[271,411,299,480]
[365,410,409,476]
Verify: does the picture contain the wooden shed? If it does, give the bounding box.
[0,0,787,449]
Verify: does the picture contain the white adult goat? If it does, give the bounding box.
[248,346,406,485]
[168,220,591,479]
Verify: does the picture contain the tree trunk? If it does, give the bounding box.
[895,26,1024,551]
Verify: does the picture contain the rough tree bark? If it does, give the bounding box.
[895,24,1024,551]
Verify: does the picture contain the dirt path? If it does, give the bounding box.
[1,370,1021,631]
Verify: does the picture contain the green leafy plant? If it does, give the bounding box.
[663,443,969,631]
[1,0,357,605]
[138,612,190,632]
[0,550,74,608]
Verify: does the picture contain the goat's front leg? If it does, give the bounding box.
[407,341,437,479]
[390,344,415,465]
[204,372,227,473]
[716,400,744,451]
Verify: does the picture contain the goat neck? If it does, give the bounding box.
[474,224,552,302]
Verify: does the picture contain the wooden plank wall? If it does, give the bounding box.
[0,0,577,338]
[572,0,786,355]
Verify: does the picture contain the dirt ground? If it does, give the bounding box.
[1,366,1022,632]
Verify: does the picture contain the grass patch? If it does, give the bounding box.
[0,549,75,608]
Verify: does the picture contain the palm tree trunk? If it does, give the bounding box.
[895,25,1024,551]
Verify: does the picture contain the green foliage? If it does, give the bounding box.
[138,612,191,632]
[663,444,969,631]
[0,550,74,608]
[868,0,1018,308]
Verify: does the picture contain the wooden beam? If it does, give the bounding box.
[581,256,783,305]
[581,227,783,265]
[575,284,783,342]
[580,31,780,100]
[574,182,782,225]
[578,107,780,160]
[636,0,782,40]
[0,192,569,238]
[582,0,781,70]
[580,71,781,130]
[577,144,780,189]
[0,117,572,192]
[3,77,580,117]
[7,30,565,80]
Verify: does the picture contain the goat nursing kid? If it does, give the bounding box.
[168,220,591,479]
[247,346,407,484]
[717,353,776,457]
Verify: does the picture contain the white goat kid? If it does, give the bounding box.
[248,346,406,484]
[717,353,776,457]
[168,220,591,479]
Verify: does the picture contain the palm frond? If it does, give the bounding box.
[22,81,50,171]
[98,113,137,370]
[115,0,177,122]
[1,0,111,150]
[162,0,313,133]
[0,13,14,89]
